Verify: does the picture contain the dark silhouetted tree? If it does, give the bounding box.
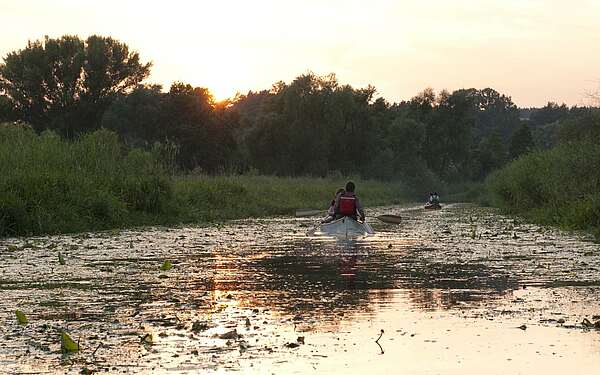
[509,123,534,159]
[0,35,151,135]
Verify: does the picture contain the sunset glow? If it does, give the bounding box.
[1,0,600,105]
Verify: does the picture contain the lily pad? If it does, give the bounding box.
[141,333,154,344]
[160,260,173,271]
[61,332,79,352]
[15,310,28,325]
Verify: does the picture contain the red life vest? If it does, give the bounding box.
[339,193,357,216]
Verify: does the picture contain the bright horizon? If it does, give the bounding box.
[1,0,599,106]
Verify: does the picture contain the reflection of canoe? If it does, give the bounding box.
[424,203,442,210]
[314,217,375,237]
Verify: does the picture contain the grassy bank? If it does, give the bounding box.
[0,125,410,237]
[172,175,408,222]
[0,124,172,236]
[485,142,600,238]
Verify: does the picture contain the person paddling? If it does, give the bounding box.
[427,192,440,205]
[334,181,366,222]
[322,188,345,223]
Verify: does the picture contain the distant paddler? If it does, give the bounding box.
[425,191,442,209]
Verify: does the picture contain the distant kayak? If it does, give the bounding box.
[425,202,442,210]
[311,217,374,238]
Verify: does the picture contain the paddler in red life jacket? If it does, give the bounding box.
[333,181,366,222]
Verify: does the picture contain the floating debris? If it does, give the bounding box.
[581,318,600,329]
[218,330,240,340]
[192,321,209,332]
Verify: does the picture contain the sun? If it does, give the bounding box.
[209,82,239,103]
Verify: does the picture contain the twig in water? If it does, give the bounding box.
[92,343,103,358]
[376,341,384,355]
[375,329,384,354]
[375,329,384,343]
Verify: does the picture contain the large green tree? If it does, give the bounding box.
[509,123,535,159]
[0,35,151,135]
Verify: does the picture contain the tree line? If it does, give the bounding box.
[1,35,597,190]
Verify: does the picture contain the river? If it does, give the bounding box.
[1,203,599,374]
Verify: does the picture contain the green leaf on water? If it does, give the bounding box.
[61,331,79,352]
[15,310,28,325]
[7,245,19,252]
[141,333,154,344]
[160,260,173,271]
[58,253,65,265]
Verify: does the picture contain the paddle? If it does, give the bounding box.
[295,209,325,217]
[376,214,402,224]
[296,209,402,224]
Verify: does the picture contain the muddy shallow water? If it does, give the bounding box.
[1,203,600,374]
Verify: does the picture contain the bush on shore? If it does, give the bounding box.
[485,142,600,237]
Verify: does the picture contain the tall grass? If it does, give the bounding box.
[0,124,410,237]
[0,124,171,236]
[173,175,409,222]
[485,142,600,237]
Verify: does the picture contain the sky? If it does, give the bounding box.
[1,0,599,107]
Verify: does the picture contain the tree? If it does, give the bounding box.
[509,123,534,159]
[161,82,237,172]
[408,87,436,123]
[556,110,600,145]
[0,35,151,135]
[0,94,14,122]
[423,89,475,181]
[474,131,507,179]
[471,87,520,141]
[530,102,569,126]
[100,84,166,146]
[239,73,377,176]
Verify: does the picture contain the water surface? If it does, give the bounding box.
[1,203,600,374]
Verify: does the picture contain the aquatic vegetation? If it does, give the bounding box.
[15,310,28,325]
[60,331,79,352]
[160,260,173,271]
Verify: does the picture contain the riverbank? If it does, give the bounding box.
[0,125,410,237]
[485,142,600,241]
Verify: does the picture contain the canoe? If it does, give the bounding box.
[313,217,374,237]
[424,203,442,210]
